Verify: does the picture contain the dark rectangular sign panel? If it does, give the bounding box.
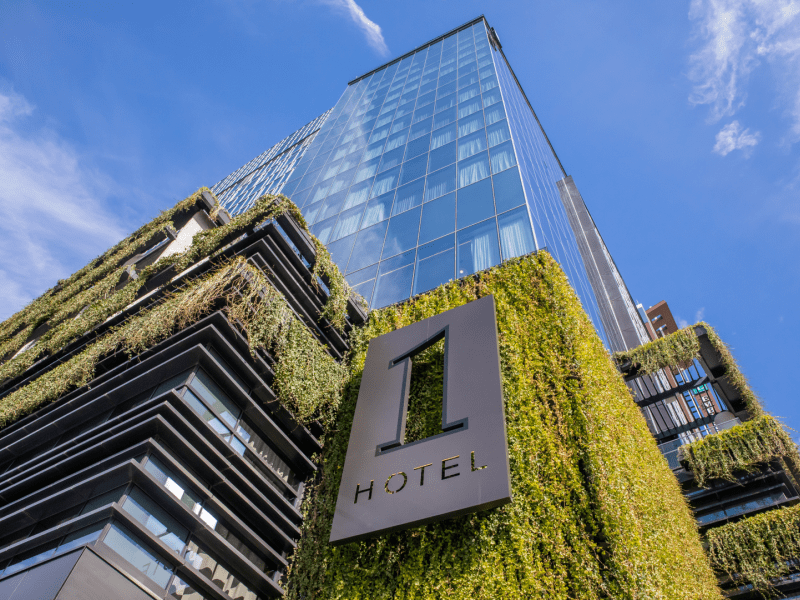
[329,295,512,544]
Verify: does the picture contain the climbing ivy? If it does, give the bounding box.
[0,188,207,373]
[0,191,354,391]
[0,257,346,429]
[286,252,721,600]
[613,327,699,374]
[612,322,763,417]
[707,503,800,594]
[679,415,800,488]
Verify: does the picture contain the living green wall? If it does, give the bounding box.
[286,252,721,600]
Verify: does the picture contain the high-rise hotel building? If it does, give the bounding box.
[0,15,794,600]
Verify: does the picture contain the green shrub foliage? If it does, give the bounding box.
[286,252,720,600]
[612,323,763,417]
[0,189,353,429]
[707,504,800,594]
[680,415,800,488]
[0,257,346,429]
[613,327,699,374]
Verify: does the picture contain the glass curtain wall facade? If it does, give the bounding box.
[211,111,331,216]
[278,21,542,313]
[214,17,614,343]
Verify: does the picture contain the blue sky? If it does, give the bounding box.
[1,1,798,433]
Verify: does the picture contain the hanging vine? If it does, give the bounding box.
[0,191,355,390]
[285,252,721,600]
[680,415,800,488]
[612,322,763,417]
[0,257,346,430]
[707,504,800,594]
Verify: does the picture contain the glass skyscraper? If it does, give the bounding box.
[214,16,650,353]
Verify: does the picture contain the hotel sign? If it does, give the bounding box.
[329,295,512,545]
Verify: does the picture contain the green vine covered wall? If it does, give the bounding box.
[286,252,720,600]
[0,191,353,430]
[707,503,800,594]
[680,415,800,488]
[612,322,763,417]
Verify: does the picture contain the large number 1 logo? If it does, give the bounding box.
[330,295,512,545]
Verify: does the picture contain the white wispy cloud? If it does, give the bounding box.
[688,0,800,145]
[319,0,388,56]
[713,120,761,155]
[0,88,125,321]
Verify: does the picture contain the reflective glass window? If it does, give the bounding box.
[431,123,457,150]
[435,93,457,112]
[379,147,405,172]
[319,158,343,181]
[482,87,502,107]
[122,487,189,554]
[490,141,518,174]
[354,157,381,184]
[362,192,394,228]
[385,129,409,151]
[457,178,495,229]
[458,112,484,138]
[393,177,425,215]
[353,279,376,304]
[307,180,331,204]
[345,178,374,209]
[458,83,481,104]
[434,108,457,131]
[183,388,236,445]
[327,232,357,268]
[332,205,365,241]
[169,576,209,600]
[318,191,347,221]
[58,524,103,554]
[484,102,507,126]
[302,200,322,224]
[498,205,536,260]
[491,166,526,213]
[457,218,500,277]
[457,129,487,160]
[413,234,455,295]
[4,542,57,575]
[425,164,456,201]
[487,119,511,147]
[437,80,457,98]
[373,250,415,308]
[417,91,436,108]
[382,207,421,258]
[394,101,415,120]
[405,134,431,159]
[459,71,480,89]
[371,165,401,198]
[144,456,201,514]
[458,96,482,119]
[412,102,435,124]
[347,220,389,273]
[429,141,457,172]
[185,541,258,600]
[346,263,379,287]
[391,113,412,133]
[102,524,173,588]
[399,154,428,185]
[419,80,437,96]
[481,75,498,92]
[419,192,455,244]
[330,168,356,194]
[410,117,433,140]
[438,70,457,86]
[458,151,490,188]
